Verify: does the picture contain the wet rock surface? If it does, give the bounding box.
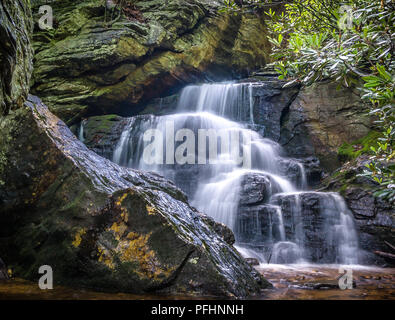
[72,115,129,160]
[271,192,352,263]
[0,0,33,115]
[238,173,274,206]
[237,191,361,264]
[236,204,277,246]
[280,81,373,172]
[0,95,269,297]
[245,258,260,266]
[0,257,8,280]
[247,78,300,142]
[201,216,235,246]
[31,0,271,123]
[298,157,323,187]
[321,156,395,267]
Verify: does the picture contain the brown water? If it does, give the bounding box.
[0,265,393,300]
[257,265,394,300]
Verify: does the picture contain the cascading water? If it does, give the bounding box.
[108,82,361,265]
[78,119,86,142]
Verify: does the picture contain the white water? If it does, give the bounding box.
[110,82,361,265]
[78,120,86,142]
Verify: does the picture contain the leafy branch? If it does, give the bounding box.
[221,0,395,201]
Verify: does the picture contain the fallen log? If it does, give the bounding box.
[374,251,395,260]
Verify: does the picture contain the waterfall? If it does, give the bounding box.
[111,82,361,265]
[78,119,86,142]
[177,83,255,123]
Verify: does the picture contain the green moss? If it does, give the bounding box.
[83,114,121,145]
[85,114,119,131]
[338,183,349,195]
[338,131,382,162]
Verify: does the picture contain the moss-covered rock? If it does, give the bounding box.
[0,0,33,115]
[77,114,127,159]
[0,95,270,296]
[30,0,271,123]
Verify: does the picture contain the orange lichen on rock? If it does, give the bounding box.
[97,194,175,280]
[115,192,129,206]
[110,221,128,241]
[117,231,175,280]
[72,228,86,247]
[98,246,115,270]
[146,205,156,216]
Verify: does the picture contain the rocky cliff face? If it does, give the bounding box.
[0,0,33,115]
[275,81,393,266]
[31,0,270,124]
[280,81,372,172]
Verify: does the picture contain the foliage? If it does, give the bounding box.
[338,131,382,161]
[222,0,395,201]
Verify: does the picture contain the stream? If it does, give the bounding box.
[1,266,393,300]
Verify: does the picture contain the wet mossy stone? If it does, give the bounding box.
[30,0,270,122]
[0,95,270,297]
[0,0,33,115]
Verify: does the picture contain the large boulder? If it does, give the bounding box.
[238,173,274,206]
[0,95,270,296]
[280,81,373,172]
[31,0,271,124]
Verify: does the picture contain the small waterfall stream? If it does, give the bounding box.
[78,119,86,142]
[106,82,360,265]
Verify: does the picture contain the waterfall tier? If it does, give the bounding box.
[86,82,361,265]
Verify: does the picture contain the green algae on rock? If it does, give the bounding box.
[31,0,270,123]
[0,0,33,115]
